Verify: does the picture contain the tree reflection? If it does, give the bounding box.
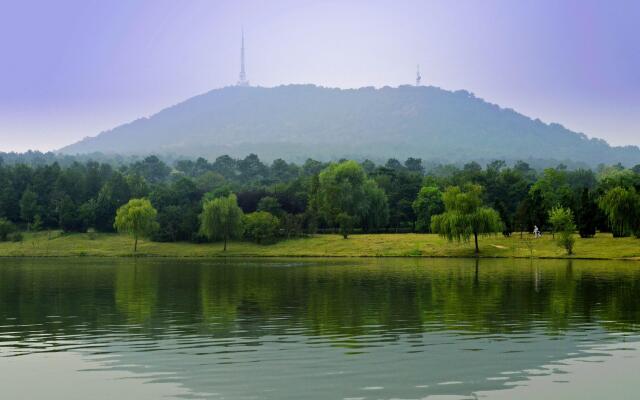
[1,258,640,341]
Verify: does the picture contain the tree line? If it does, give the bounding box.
[1,154,640,252]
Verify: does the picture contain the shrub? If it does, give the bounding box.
[549,206,576,255]
[9,232,23,242]
[87,230,97,240]
[190,232,210,244]
[0,218,16,241]
[557,232,576,255]
[243,211,280,244]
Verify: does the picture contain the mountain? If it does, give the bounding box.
[59,84,640,166]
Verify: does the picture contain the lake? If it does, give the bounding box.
[1,257,640,399]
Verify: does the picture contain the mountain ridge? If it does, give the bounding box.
[59,84,640,166]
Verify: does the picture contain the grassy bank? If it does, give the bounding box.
[0,231,639,259]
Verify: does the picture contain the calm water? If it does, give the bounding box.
[2,257,640,399]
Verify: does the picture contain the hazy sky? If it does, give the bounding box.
[1,0,639,152]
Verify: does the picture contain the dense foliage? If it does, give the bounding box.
[243,211,280,244]
[1,153,640,248]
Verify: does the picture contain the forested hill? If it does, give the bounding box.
[59,85,640,166]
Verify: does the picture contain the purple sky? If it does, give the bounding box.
[1,0,639,152]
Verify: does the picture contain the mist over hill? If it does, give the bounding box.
[59,85,640,166]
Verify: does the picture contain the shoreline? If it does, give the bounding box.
[1,231,639,261]
[0,255,638,261]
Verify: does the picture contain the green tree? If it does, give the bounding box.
[412,186,444,232]
[576,188,597,238]
[243,211,280,244]
[114,198,159,253]
[361,180,389,232]
[257,196,283,217]
[315,161,367,226]
[483,166,531,235]
[238,154,268,182]
[92,173,132,232]
[212,155,238,179]
[57,194,85,232]
[19,188,38,230]
[270,159,300,183]
[129,155,170,183]
[195,171,226,193]
[337,212,355,239]
[598,186,639,237]
[431,184,503,254]
[528,168,573,226]
[404,157,424,173]
[0,218,15,241]
[314,161,387,232]
[199,194,244,251]
[281,213,304,238]
[153,205,198,242]
[372,167,421,230]
[78,199,97,230]
[548,206,576,255]
[597,168,640,192]
[126,173,149,198]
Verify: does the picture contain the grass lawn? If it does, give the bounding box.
[0,231,639,260]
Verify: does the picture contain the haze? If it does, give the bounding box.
[1,0,639,152]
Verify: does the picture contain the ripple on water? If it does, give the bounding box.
[2,258,640,399]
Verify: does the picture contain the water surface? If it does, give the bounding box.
[1,257,640,399]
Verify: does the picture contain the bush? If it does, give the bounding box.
[0,218,16,241]
[243,211,280,244]
[549,206,576,255]
[190,232,211,244]
[9,232,23,242]
[557,231,576,255]
[87,230,97,240]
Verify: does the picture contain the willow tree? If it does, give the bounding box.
[114,198,158,253]
[431,184,503,254]
[199,194,244,251]
[598,186,639,237]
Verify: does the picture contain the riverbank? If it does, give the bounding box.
[0,231,639,259]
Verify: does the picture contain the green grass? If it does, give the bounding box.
[1,231,639,260]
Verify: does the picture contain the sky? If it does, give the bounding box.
[1,0,639,152]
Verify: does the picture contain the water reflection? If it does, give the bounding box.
[1,258,640,399]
